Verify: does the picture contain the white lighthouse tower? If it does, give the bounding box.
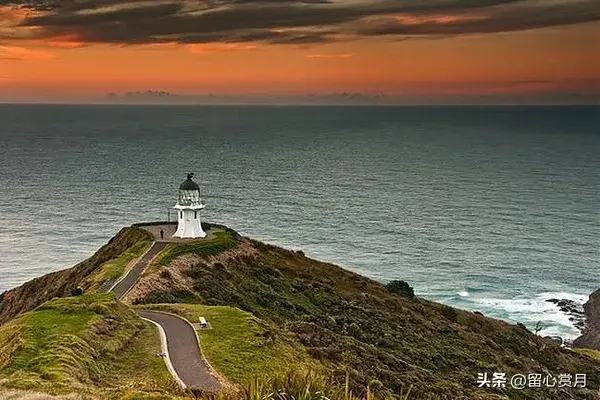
[173,173,206,238]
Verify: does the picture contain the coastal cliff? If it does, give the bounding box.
[574,289,600,350]
[1,225,600,400]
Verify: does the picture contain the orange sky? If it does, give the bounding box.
[0,1,599,103]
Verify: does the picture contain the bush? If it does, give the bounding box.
[441,305,458,322]
[134,290,203,305]
[159,270,172,280]
[384,280,414,299]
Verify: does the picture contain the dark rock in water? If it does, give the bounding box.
[574,289,600,350]
[574,321,586,330]
[557,299,583,313]
[547,297,586,334]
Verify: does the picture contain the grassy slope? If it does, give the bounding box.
[84,239,152,292]
[0,294,181,400]
[0,389,86,399]
[0,227,153,324]
[158,230,239,267]
[138,303,326,384]
[140,230,239,281]
[573,348,600,361]
[135,237,600,400]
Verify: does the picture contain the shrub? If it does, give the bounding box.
[384,280,414,299]
[441,305,458,322]
[134,290,203,305]
[159,270,172,280]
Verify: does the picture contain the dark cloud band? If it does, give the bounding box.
[1,0,599,45]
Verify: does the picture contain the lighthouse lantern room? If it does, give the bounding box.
[173,173,206,238]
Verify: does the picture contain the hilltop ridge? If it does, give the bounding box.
[1,224,600,399]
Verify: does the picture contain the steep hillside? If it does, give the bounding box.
[0,294,180,399]
[574,289,600,350]
[130,235,600,400]
[0,227,152,324]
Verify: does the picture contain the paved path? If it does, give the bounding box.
[138,310,222,392]
[110,242,168,299]
[107,239,222,392]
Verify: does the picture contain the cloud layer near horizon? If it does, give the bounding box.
[1,0,599,46]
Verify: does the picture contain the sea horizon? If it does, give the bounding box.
[1,102,599,107]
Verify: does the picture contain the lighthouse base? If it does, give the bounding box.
[173,208,206,239]
[173,223,206,239]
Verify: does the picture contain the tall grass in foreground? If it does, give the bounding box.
[0,372,413,400]
[214,372,412,400]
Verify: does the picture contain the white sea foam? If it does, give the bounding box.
[282,245,303,252]
[467,292,588,339]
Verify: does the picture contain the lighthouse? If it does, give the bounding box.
[173,173,206,238]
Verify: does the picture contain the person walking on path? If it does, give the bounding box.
[160,229,164,239]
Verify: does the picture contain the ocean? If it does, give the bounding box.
[0,104,598,339]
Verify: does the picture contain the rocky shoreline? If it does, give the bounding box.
[573,289,600,350]
[546,297,586,332]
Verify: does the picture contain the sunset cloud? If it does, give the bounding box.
[0,0,597,46]
[0,44,53,60]
[0,0,597,103]
[187,43,257,55]
[46,33,86,48]
[306,53,353,59]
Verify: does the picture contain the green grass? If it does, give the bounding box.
[223,371,409,400]
[102,320,181,395]
[84,239,152,292]
[138,304,326,384]
[0,388,88,399]
[7,296,105,380]
[0,294,181,399]
[573,348,600,361]
[0,323,24,370]
[157,231,238,267]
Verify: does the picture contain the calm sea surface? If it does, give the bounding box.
[0,105,598,338]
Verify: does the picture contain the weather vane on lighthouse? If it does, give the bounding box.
[173,173,206,238]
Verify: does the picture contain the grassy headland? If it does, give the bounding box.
[1,225,599,399]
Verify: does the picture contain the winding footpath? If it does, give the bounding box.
[138,310,222,392]
[108,236,223,392]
